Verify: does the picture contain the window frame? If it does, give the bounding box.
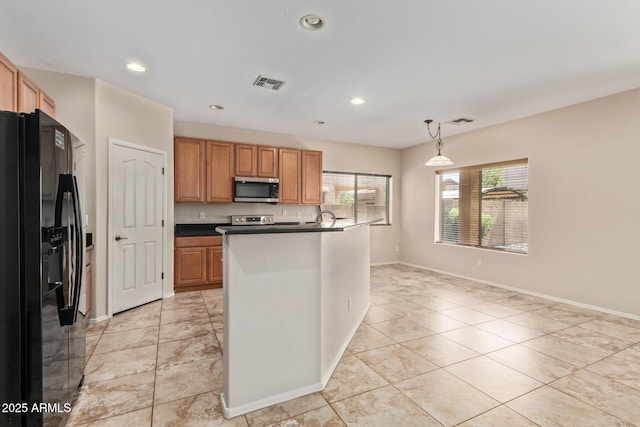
[322,170,392,226]
[434,158,528,254]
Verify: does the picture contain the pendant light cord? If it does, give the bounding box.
[426,121,443,154]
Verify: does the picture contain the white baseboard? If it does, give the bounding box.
[220,382,324,419]
[398,262,640,322]
[370,261,399,267]
[88,314,110,324]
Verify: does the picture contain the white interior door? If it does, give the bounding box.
[110,141,164,313]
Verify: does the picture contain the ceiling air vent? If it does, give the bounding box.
[448,117,475,125]
[253,75,286,91]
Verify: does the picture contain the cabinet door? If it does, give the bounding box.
[17,71,39,113]
[279,148,301,204]
[301,150,323,205]
[207,246,223,284]
[206,140,234,203]
[174,138,205,203]
[0,52,17,111]
[235,144,257,177]
[39,91,56,118]
[175,247,207,286]
[258,146,279,178]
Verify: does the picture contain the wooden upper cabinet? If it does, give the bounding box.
[235,144,279,178]
[206,140,234,203]
[0,52,18,111]
[17,71,39,114]
[301,150,323,205]
[174,137,206,203]
[258,146,279,178]
[1,52,56,117]
[279,148,301,204]
[38,91,56,118]
[235,143,257,177]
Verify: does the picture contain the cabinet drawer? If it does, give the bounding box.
[175,235,221,248]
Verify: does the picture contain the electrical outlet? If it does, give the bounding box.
[199,211,206,220]
[476,259,482,267]
[297,212,302,219]
[282,209,287,216]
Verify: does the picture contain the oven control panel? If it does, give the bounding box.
[231,214,275,225]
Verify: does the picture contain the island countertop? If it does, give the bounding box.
[215,218,382,235]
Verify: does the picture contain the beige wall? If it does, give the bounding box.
[401,88,640,317]
[95,81,174,319]
[174,121,402,264]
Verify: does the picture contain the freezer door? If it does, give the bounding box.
[0,111,24,426]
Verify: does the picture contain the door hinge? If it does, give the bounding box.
[161,272,164,280]
[162,220,165,227]
[162,167,165,175]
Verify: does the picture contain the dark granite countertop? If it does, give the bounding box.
[215,219,381,235]
[174,223,230,237]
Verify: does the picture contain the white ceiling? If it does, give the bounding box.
[2,1,640,149]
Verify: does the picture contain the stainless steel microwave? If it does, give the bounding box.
[233,177,279,203]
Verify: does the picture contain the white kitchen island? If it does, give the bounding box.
[215,221,373,418]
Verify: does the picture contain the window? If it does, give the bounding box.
[322,171,391,225]
[436,159,528,253]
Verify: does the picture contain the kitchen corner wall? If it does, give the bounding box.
[400,88,640,317]
[174,121,402,264]
[94,81,174,319]
[23,68,174,321]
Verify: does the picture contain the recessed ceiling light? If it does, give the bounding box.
[313,120,325,125]
[125,62,146,73]
[300,14,326,31]
[209,104,224,110]
[350,97,366,105]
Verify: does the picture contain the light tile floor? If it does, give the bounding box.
[67,264,640,426]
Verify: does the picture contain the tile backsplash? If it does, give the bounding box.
[174,203,320,224]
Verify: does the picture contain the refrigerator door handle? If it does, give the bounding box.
[70,175,83,323]
[53,174,83,326]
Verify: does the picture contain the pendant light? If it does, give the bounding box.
[424,119,453,166]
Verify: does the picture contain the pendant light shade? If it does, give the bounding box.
[425,154,453,166]
[424,120,453,166]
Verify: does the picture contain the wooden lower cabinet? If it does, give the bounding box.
[207,246,223,283]
[175,236,222,292]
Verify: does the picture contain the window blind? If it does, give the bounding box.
[436,159,528,253]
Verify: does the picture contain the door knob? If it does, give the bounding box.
[115,235,128,241]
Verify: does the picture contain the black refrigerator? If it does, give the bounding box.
[0,110,86,426]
